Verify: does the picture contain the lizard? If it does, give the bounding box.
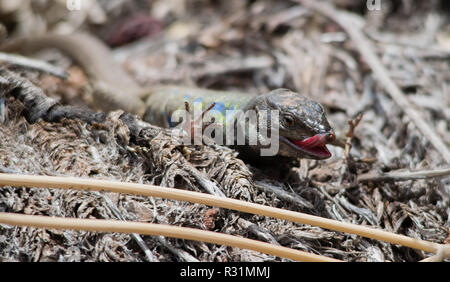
[0,33,336,160]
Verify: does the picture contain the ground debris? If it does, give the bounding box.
[0,0,448,262]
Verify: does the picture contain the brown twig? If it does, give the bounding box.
[357,167,450,182]
[344,113,363,159]
[95,191,154,262]
[419,245,450,262]
[254,180,314,209]
[297,0,450,164]
[338,113,363,184]
[156,236,199,262]
[0,52,68,79]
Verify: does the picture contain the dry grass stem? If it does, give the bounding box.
[0,212,339,262]
[0,173,446,257]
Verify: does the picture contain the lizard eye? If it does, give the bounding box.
[283,115,295,127]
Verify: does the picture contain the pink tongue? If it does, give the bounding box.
[293,134,326,148]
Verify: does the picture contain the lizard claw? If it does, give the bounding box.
[181,101,221,144]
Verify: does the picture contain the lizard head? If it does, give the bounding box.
[243,88,335,160]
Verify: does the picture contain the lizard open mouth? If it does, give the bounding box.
[287,133,334,159]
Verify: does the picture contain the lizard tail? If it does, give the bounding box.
[0,33,146,115]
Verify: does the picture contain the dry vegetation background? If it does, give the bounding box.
[0,0,449,261]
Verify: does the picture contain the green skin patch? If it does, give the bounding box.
[143,85,254,128]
